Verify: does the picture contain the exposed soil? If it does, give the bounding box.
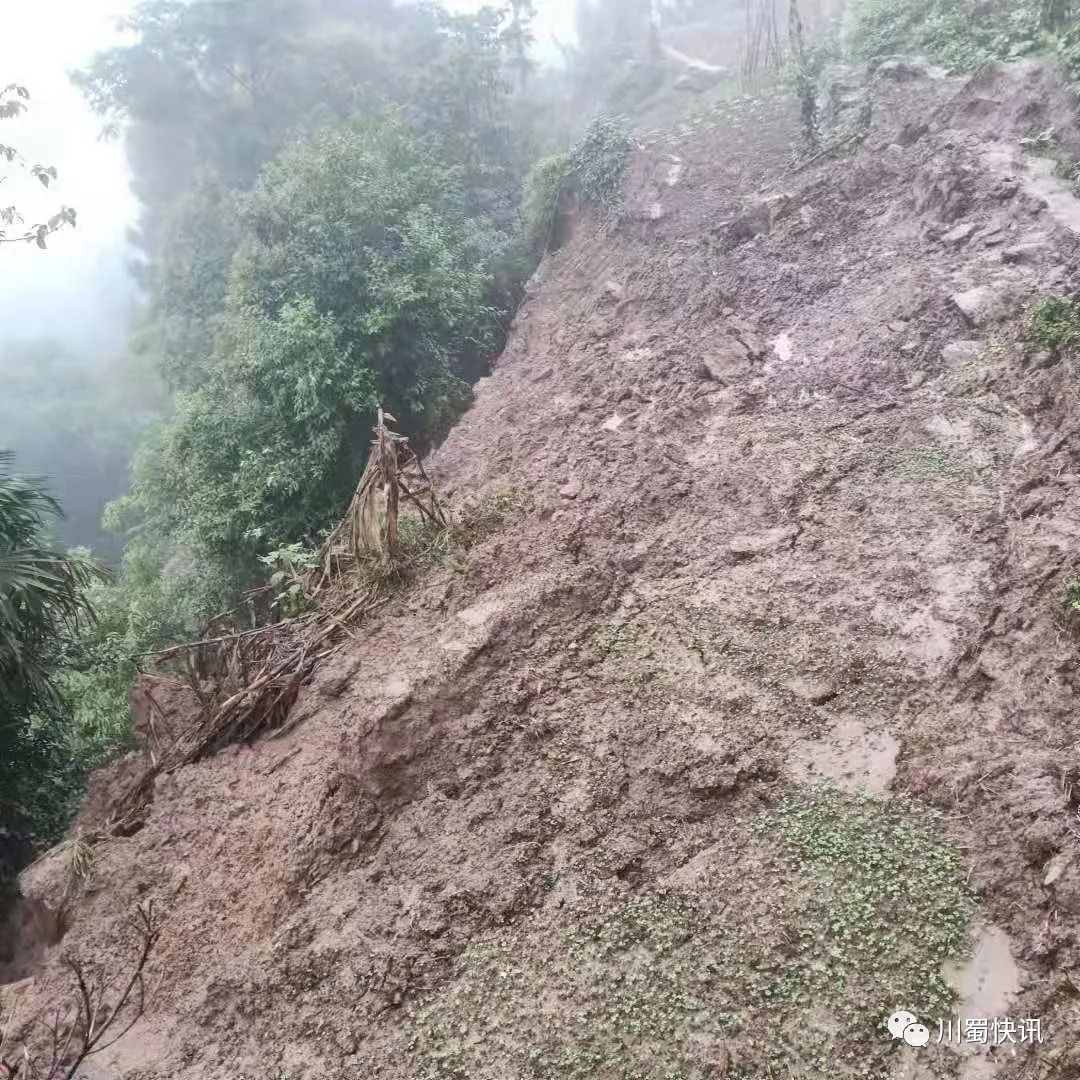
[6,57,1080,1080]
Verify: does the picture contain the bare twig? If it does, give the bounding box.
[0,903,161,1080]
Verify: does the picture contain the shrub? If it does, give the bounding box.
[512,116,631,268]
[568,115,632,212]
[849,0,1046,71]
[1026,295,1080,351]
[1053,21,1080,87]
[519,152,571,261]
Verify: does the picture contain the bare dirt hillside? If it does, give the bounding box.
[7,58,1080,1080]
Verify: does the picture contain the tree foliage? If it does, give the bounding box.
[849,0,1074,70]
[0,456,104,715]
[0,83,77,248]
[10,0,564,847]
[74,0,391,228]
[113,114,501,567]
[0,455,109,839]
[113,299,375,558]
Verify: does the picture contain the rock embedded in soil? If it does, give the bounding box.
[727,316,768,360]
[784,676,838,705]
[875,56,940,81]
[727,524,798,559]
[942,339,983,366]
[699,342,753,383]
[951,285,1013,327]
[941,221,977,246]
[1001,241,1052,265]
[673,68,726,93]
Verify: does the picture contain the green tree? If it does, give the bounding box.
[76,0,381,215]
[111,299,375,559]
[0,456,103,715]
[229,115,499,434]
[114,115,501,565]
[504,0,538,90]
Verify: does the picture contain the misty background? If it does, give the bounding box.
[0,0,584,558]
[0,0,577,352]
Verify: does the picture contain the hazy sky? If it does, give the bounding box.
[0,1,137,357]
[0,0,576,361]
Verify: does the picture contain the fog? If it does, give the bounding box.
[0,0,137,359]
[0,0,583,555]
[0,0,580,361]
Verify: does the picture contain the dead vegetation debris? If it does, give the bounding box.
[101,411,456,834]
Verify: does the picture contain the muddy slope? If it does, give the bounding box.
[7,59,1080,1080]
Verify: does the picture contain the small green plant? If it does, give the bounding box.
[894,447,967,481]
[1026,295,1080,351]
[260,542,320,617]
[1064,576,1080,613]
[763,786,974,1019]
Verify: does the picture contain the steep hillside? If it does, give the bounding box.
[7,58,1080,1080]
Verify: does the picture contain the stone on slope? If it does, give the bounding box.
[952,285,1013,327]
[728,525,798,559]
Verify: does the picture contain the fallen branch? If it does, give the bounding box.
[1,903,161,1080]
[785,130,864,176]
[103,411,444,828]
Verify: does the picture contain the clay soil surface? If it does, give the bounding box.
[6,58,1080,1080]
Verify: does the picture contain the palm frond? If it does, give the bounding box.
[0,454,109,712]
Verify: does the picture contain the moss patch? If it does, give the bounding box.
[368,788,973,1080]
[894,447,971,483]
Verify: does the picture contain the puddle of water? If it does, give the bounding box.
[942,924,1023,1080]
[788,718,899,794]
[946,924,1021,1020]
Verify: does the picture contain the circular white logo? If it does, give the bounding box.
[887,1010,918,1039]
[886,1009,931,1048]
[903,1023,931,1048]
